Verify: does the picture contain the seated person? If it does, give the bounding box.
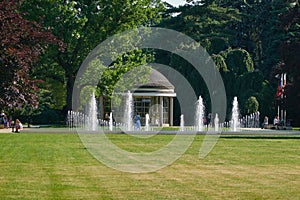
[280,118,285,126]
[273,116,281,129]
[12,119,23,133]
[261,116,269,129]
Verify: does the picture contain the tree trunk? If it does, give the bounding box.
[66,73,75,111]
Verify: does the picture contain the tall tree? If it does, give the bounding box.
[230,0,287,76]
[0,0,59,108]
[21,0,164,111]
[278,1,300,125]
[158,3,261,119]
[160,2,240,47]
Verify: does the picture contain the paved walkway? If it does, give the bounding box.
[0,128,13,133]
[0,127,75,134]
[1,127,300,135]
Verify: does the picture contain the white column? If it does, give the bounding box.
[170,97,173,126]
[160,96,163,126]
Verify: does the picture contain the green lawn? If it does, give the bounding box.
[0,133,300,199]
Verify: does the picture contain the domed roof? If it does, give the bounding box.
[139,68,174,89]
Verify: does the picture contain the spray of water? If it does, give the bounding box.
[124,91,133,131]
[109,112,113,131]
[214,113,219,132]
[195,96,205,131]
[87,92,98,131]
[180,114,185,132]
[231,97,240,132]
[145,113,150,131]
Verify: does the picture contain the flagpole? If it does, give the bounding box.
[280,73,283,122]
[284,73,287,126]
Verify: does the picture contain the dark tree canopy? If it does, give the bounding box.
[278,1,300,125]
[0,0,60,108]
[21,0,164,111]
[2,0,300,125]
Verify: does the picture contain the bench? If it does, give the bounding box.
[263,124,276,129]
[264,124,292,130]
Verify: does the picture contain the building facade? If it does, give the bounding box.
[100,69,176,126]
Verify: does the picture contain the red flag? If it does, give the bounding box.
[276,86,283,97]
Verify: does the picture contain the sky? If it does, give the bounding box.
[164,0,187,7]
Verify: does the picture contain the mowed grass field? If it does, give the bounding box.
[0,132,300,199]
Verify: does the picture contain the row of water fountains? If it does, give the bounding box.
[179,96,260,132]
[179,96,233,132]
[66,92,259,133]
[239,112,260,128]
[67,91,147,132]
[67,92,133,131]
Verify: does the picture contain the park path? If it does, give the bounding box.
[0,127,300,135]
[0,127,76,134]
[0,128,12,133]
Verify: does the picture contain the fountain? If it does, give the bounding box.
[145,113,150,131]
[214,113,219,132]
[109,112,113,131]
[65,92,264,134]
[231,96,240,132]
[180,114,185,132]
[195,96,205,131]
[86,92,98,131]
[239,111,260,128]
[124,91,133,131]
[67,110,73,129]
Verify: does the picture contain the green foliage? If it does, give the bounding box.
[25,89,65,124]
[159,1,291,120]
[230,0,287,76]
[278,1,300,125]
[4,89,65,125]
[9,0,299,124]
[99,49,152,96]
[256,80,275,118]
[21,0,164,110]
[221,48,254,75]
[32,62,67,110]
[212,54,228,73]
[0,0,59,108]
[244,96,259,114]
[157,2,241,118]
[160,3,241,48]
[204,37,229,54]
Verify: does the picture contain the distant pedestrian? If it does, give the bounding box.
[134,113,141,130]
[0,110,5,126]
[0,110,4,117]
[3,115,8,128]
